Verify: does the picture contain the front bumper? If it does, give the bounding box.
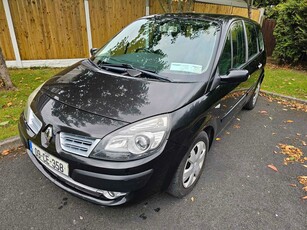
[26,149,130,206]
[18,114,175,206]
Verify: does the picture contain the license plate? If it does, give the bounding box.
[29,141,69,176]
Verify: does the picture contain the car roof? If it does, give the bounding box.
[142,13,259,27]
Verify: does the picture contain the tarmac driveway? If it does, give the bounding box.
[0,96,306,230]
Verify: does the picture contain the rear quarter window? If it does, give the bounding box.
[258,29,265,52]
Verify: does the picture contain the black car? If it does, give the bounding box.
[19,13,266,206]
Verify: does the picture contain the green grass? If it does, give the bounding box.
[0,65,306,141]
[0,68,64,141]
[262,64,307,100]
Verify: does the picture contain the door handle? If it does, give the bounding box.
[258,63,263,69]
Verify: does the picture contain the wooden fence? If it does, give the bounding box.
[150,1,261,22]
[262,19,276,57]
[0,0,262,67]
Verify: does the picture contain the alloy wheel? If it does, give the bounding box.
[182,141,206,188]
[252,82,261,106]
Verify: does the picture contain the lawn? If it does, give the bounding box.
[0,68,64,140]
[0,65,306,141]
[262,64,307,100]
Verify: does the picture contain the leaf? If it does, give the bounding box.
[1,149,10,156]
[216,138,221,141]
[191,197,195,202]
[259,110,268,114]
[267,164,278,172]
[285,120,294,123]
[7,102,13,107]
[0,121,9,126]
[302,196,307,200]
[278,144,305,164]
[302,141,306,146]
[289,184,297,187]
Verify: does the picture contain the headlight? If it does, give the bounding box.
[24,83,44,134]
[90,114,170,161]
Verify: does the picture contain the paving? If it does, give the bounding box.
[0,96,306,230]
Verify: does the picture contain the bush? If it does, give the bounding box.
[273,0,307,65]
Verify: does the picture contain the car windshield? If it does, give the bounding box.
[93,17,220,81]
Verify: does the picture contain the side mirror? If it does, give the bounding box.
[220,69,249,84]
[90,48,98,56]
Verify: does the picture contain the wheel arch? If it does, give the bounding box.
[203,126,215,150]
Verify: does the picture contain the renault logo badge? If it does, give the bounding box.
[41,126,53,147]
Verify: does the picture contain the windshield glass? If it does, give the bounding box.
[93,17,220,81]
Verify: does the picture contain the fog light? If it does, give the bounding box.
[102,190,127,200]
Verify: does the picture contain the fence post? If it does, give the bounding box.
[258,8,265,26]
[84,0,93,56]
[146,0,150,16]
[2,0,22,67]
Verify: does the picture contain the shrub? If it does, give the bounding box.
[273,0,307,65]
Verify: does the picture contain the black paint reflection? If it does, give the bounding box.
[94,17,218,75]
[35,93,127,138]
[44,65,149,122]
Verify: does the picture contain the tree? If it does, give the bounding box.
[158,0,194,13]
[273,0,307,64]
[246,0,252,19]
[253,0,283,7]
[0,47,15,90]
[253,0,283,19]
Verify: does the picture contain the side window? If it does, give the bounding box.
[218,21,246,75]
[218,32,232,75]
[245,22,258,58]
[258,30,265,52]
[231,21,246,68]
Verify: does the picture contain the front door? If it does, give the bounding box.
[217,20,249,126]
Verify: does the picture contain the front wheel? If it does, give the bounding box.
[167,132,209,198]
[244,81,261,110]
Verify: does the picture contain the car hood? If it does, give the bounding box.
[42,60,207,123]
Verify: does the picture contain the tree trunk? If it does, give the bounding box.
[0,47,15,90]
[244,0,252,18]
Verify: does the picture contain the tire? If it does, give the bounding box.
[167,132,209,198]
[244,81,261,110]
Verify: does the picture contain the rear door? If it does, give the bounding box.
[242,21,263,97]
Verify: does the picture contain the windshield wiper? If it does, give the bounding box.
[97,61,172,82]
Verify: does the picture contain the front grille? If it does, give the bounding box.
[59,133,100,157]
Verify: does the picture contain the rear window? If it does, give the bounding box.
[245,22,259,58]
[231,21,246,68]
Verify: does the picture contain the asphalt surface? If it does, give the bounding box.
[0,96,306,230]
